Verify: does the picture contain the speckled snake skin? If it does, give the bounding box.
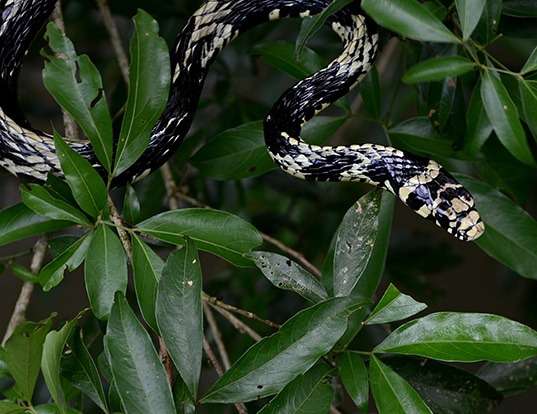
[0,0,485,241]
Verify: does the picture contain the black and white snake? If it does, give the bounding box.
[0,0,485,241]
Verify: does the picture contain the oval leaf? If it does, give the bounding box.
[455,0,487,40]
[53,132,107,218]
[403,56,475,84]
[365,284,427,325]
[114,11,171,176]
[0,204,71,247]
[480,70,535,166]
[258,363,334,414]
[202,297,365,403]
[374,312,537,363]
[361,0,459,43]
[84,225,128,319]
[370,356,432,414]
[137,208,262,267]
[104,294,176,414]
[250,252,328,303]
[132,235,163,332]
[43,23,113,172]
[455,174,537,280]
[337,352,368,410]
[156,239,203,400]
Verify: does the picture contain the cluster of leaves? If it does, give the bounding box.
[0,0,536,413]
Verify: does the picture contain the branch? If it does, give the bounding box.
[209,304,262,342]
[2,238,47,345]
[203,338,248,414]
[204,303,231,370]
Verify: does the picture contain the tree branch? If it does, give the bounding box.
[204,303,231,369]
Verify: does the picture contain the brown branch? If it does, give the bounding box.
[209,305,262,342]
[2,238,48,346]
[160,163,179,210]
[95,0,129,85]
[204,303,231,370]
[203,293,280,330]
[107,196,132,260]
[203,338,248,414]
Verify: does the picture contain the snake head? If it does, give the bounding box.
[396,160,485,242]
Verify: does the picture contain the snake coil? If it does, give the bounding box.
[0,0,485,241]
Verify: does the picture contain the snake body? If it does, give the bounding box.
[0,0,485,241]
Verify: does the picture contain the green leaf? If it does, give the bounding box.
[252,41,322,79]
[361,67,382,119]
[337,352,368,411]
[104,293,176,414]
[191,117,345,180]
[521,47,537,74]
[4,317,54,401]
[519,79,537,139]
[34,405,81,414]
[370,356,432,414]
[84,225,128,319]
[202,297,365,403]
[374,312,537,362]
[42,320,77,414]
[480,70,535,166]
[361,0,459,43]
[20,184,90,226]
[132,235,163,332]
[250,252,328,303]
[455,174,537,280]
[53,132,107,218]
[122,185,141,224]
[455,0,487,40]
[62,330,109,413]
[0,401,26,414]
[478,357,537,396]
[388,357,502,413]
[258,363,334,414]
[156,240,203,400]
[464,83,493,155]
[366,284,427,325]
[173,377,196,414]
[0,203,71,247]
[503,0,537,17]
[403,56,475,84]
[294,0,353,59]
[473,0,502,43]
[333,191,383,297]
[42,23,113,172]
[39,233,93,292]
[137,208,263,267]
[114,10,171,176]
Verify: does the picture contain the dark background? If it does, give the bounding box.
[1,0,536,412]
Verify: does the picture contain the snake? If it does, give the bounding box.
[0,0,485,241]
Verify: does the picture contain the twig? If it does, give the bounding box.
[210,305,262,342]
[2,238,48,345]
[160,163,179,210]
[204,303,231,370]
[203,338,248,414]
[203,293,280,330]
[95,0,129,84]
[52,1,79,141]
[159,337,174,383]
[107,196,132,260]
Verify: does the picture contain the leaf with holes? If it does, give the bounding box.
[43,23,113,172]
[250,252,328,303]
[202,297,365,403]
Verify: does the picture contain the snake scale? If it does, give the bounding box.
[0,0,485,241]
